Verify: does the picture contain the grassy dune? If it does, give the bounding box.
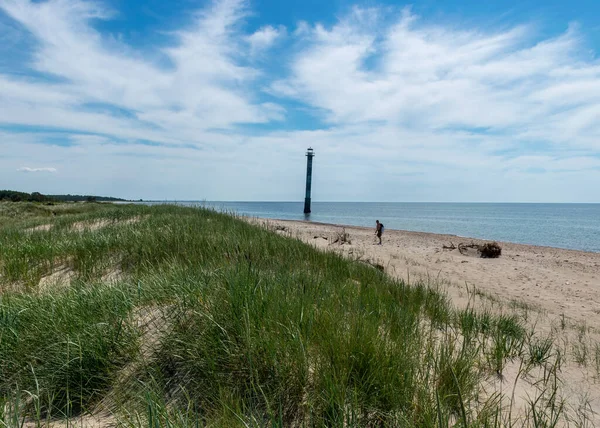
[0,202,565,427]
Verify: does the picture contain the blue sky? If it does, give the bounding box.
[1,0,599,202]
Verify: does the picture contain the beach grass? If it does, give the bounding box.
[0,201,572,426]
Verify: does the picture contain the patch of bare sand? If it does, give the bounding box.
[101,267,124,284]
[25,216,144,234]
[257,218,600,425]
[92,306,173,422]
[35,264,124,292]
[71,215,144,232]
[72,219,112,232]
[26,224,53,232]
[22,412,116,428]
[38,265,76,292]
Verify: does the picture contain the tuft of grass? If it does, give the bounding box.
[528,335,554,367]
[594,342,600,377]
[573,324,589,367]
[526,361,565,428]
[488,314,525,376]
[436,340,479,419]
[0,285,139,416]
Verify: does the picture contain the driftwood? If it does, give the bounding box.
[442,242,456,250]
[443,241,502,259]
[458,242,480,255]
[331,228,351,245]
[480,242,502,258]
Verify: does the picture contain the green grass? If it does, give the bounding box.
[0,201,568,426]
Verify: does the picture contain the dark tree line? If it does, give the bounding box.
[49,194,126,202]
[0,190,50,202]
[0,190,126,202]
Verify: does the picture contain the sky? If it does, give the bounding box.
[0,0,599,202]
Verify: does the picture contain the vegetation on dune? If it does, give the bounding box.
[0,189,126,203]
[0,190,52,203]
[48,194,127,202]
[0,202,570,426]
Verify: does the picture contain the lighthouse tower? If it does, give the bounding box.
[303,148,315,214]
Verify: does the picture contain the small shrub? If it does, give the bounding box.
[480,242,502,258]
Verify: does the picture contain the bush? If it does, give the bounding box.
[480,242,502,258]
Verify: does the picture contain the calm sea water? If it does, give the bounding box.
[145,202,600,253]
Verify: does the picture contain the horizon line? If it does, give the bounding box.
[131,200,600,204]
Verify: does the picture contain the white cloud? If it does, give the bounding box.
[18,167,58,173]
[0,1,599,201]
[246,25,285,54]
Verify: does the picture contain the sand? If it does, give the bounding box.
[267,219,600,327]
[257,218,600,424]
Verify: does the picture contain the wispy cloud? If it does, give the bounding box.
[0,0,281,142]
[18,167,58,173]
[272,8,600,145]
[0,1,598,201]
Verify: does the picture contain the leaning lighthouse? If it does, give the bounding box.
[303,148,315,214]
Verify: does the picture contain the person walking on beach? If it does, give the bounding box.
[375,220,384,245]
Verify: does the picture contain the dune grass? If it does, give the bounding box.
[0,202,568,426]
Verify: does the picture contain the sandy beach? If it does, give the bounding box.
[265,219,600,327]
[256,218,600,423]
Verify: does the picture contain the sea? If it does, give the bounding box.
[140,202,600,253]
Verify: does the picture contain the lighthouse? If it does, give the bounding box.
[303,148,315,214]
